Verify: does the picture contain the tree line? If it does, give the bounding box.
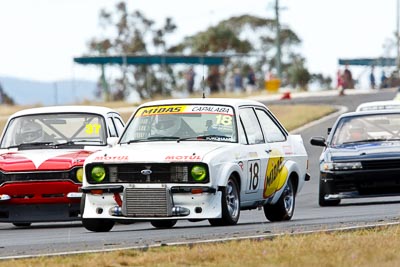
[85,1,331,101]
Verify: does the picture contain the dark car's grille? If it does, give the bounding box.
[86,163,209,184]
[0,168,82,185]
[361,159,400,170]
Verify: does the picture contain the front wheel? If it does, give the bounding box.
[264,179,295,222]
[82,218,115,232]
[150,220,177,229]
[209,176,240,226]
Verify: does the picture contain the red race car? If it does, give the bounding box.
[0,106,125,227]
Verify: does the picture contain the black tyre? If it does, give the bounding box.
[82,218,115,232]
[12,222,31,227]
[264,179,295,222]
[319,179,340,206]
[209,176,240,226]
[150,220,177,229]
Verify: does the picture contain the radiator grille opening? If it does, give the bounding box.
[122,187,172,217]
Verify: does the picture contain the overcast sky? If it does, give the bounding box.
[0,0,397,87]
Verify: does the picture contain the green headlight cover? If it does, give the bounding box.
[76,168,83,182]
[91,166,106,182]
[191,165,206,181]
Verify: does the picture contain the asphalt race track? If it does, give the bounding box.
[1,88,399,259]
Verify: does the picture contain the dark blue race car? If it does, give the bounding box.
[310,110,400,206]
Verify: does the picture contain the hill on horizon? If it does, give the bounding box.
[0,76,98,106]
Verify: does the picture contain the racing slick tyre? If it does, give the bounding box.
[82,218,115,232]
[12,222,31,227]
[209,176,240,226]
[264,179,295,222]
[319,180,340,206]
[150,220,177,229]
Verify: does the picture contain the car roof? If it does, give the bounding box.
[339,109,400,119]
[10,105,120,118]
[137,98,267,109]
[355,100,400,111]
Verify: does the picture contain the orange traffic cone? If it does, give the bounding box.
[280,91,291,100]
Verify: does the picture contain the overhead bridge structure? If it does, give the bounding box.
[338,57,396,67]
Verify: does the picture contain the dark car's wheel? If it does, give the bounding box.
[150,220,177,229]
[319,179,340,206]
[264,179,295,222]
[82,218,115,232]
[209,176,240,226]
[12,222,31,227]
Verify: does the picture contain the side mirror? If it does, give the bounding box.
[310,136,326,147]
[107,137,119,147]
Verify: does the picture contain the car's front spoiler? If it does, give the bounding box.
[81,185,124,193]
[325,191,400,200]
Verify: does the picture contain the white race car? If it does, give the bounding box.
[81,98,309,232]
[0,106,124,226]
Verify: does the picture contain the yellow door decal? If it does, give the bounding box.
[263,149,288,198]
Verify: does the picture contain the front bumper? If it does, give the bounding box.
[82,185,221,220]
[320,167,400,199]
[0,181,82,223]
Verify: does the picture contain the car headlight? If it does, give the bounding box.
[91,166,106,182]
[323,162,362,171]
[191,165,207,182]
[76,167,83,183]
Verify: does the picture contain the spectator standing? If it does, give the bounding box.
[246,67,256,94]
[233,68,243,94]
[337,69,344,95]
[336,69,344,90]
[369,66,376,89]
[340,65,353,96]
[207,66,220,93]
[224,69,234,92]
[380,71,387,89]
[185,67,195,94]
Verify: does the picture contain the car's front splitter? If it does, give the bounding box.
[0,202,81,223]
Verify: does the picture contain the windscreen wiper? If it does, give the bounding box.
[122,136,180,144]
[56,140,102,147]
[146,136,180,141]
[6,142,54,149]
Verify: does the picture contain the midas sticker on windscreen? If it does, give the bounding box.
[85,124,101,134]
[136,105,234,117]
[137,105,188,117]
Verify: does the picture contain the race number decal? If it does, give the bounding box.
[215,114,233,126]
[85,124,101,135]
[246,159,260,193]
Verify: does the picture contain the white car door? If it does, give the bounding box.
[255,108,290,198]
[237,107,271,205]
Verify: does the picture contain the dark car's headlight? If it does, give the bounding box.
[323,162,362,171]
